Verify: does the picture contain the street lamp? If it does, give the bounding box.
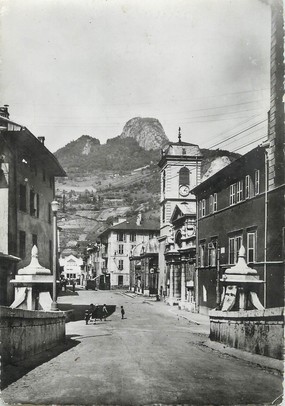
[51,200,59,311]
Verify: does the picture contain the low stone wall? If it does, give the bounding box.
[209,307,284,360]
[0,306,66,365]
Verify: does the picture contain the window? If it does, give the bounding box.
[118,244,124,254]
[237,181,243,203]
[179,167,190,186]
[228,235,243,264]
[199,242,206,267]
[247,232,256,263]
[32,234,37,247]
[162,205,165,223]
[48,202,51,223]
[130,232,136,242]
[117,232,126,242]
[198,201,202,218]
[19,230,26,259]
[36,194,40,218]
[230,184,236,205]
[209,195,213,214]
[19,184,27,212]
[49,176,54,189]
[208,241,217,267]
[254,170,260,195]
[201,199,206,217]
[202,285,207,302]
[213,193,217,212]
[30,190,35,215]
[118,275,124,286]
[118,259,124,270]
[245,175,251,199]
[209,194,217,214]
[162,170,166,195]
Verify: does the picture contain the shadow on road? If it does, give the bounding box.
[58,289,79,297]
[1,337,80,390]
[58,303,116,321]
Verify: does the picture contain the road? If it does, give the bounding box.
[1,289,283,406]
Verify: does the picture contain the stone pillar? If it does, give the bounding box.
[181,261,186,302]
[169,262,174,299]
[173,265,181,299]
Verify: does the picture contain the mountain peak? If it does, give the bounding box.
[120,117,169,151]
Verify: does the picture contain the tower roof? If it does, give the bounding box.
[158,127,202,167]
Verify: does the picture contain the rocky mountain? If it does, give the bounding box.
[120,117,169,150]
[200,149,240,180]
[54,118,240,257]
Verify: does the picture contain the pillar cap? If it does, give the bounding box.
[18,246,52,275]
[225,246,258,276]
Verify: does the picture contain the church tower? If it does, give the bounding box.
[157,129,202,296]
[158,128,202,238]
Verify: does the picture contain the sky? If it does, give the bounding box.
[0,0,271,153]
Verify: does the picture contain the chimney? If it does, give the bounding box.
[136,211,142,226]
[37,136,45,145]
[0,105,9,119]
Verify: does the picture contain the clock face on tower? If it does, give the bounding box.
[179,184,190,197]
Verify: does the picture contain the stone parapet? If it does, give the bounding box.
[209,307,284,360]
[0,306,66,365]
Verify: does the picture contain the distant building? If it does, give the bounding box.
[96,213,159,289]
[0,106,66,305]
[59,255,84,284]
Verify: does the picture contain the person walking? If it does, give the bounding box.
[85,303,95,325]
[121,305,125,320]
[102,304,108,321]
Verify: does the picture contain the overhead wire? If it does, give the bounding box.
[232,136,267,152]
[215,123,267,148]
[207,119,267,149]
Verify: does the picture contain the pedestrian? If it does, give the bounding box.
[85,309,90,325]
[102,304,108,321]
[121,305,125,320]
[94,303,100,322]
[72,280,76,292]
[87,303,95,323]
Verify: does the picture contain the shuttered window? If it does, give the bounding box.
[179,167,189,185]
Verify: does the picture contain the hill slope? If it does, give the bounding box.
[55,118,239,257]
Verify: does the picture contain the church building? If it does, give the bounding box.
[158,129,202,308]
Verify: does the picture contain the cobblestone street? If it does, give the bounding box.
[1,289,283,405]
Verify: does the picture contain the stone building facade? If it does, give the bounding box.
[97,214,159,289]
[0,107,66,305]
[192,0,284,314]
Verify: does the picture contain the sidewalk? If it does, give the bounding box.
[123,291,283,375]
